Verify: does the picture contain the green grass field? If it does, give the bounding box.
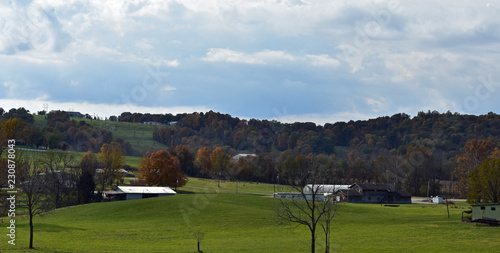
[12,149,142,169]
[81,118,169,156]
[2,187,499,252]
[181,177,283,195]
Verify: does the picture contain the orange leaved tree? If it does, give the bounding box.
[138,150,187,188]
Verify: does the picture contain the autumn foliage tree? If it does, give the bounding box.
[196,147,212,176]
[96,142,125,200]
[453,138,495,198]
[0,118,26,154]
[138,150,187,188]
[210,147,230,187]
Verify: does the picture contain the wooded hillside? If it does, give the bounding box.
[2,107,499,197]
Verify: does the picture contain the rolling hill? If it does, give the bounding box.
[2,190,499,252]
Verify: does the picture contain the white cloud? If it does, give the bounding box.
[135,39,154,50]
[2,81,15,95]
[384,52,435,82]
[254,50,296,62]
[204,49,344,68]
[306,54,340,67]
[203,48,257,63]
[365,97,388,113]
[162,85,177,92]
[70,80,80,87]
[203,48,295,65]
[1,0,499,124]
[1,80,48,100]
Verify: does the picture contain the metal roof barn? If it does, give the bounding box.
[106,186,176,201]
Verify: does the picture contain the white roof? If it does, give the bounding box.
[232,153,257,160]
[304,184,351,193]
[116,186,176,194]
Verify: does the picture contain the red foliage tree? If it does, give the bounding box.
[138,150,187,187]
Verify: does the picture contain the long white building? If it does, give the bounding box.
[303,184,351,195]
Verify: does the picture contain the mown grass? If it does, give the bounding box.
[2,190,499,252]
[182,177,282,195]
[77,118,169,156]
[12,149,142,169]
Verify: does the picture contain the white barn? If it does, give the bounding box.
[107,186,176,200]
[303,184,351,195]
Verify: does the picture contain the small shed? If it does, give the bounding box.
[107,186,176,200]
[471,203,500,222]
[432,196,444,204]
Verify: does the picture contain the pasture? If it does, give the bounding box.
[32,115,168,156]
[2,187,499,252]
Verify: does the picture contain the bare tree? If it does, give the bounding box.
[19,155,53,249]
[275,156,339,253]
[320,194,338,253]
[39,150,76,208]
[193,230,205,252]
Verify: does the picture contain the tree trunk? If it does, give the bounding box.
[325,232,329,253]
[29,212,34,249]
[311,228,315,253]
[197,241,200,252]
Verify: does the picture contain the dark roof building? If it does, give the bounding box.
[66,111,84,118]
[335,183,411,204]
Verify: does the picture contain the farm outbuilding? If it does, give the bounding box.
[335,183,411,204]
[471,203,500,224]
[303,184,350,195]
[106,186,176,201]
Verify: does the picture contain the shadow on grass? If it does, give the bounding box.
[37,223,87,233]
[176,190,196,194]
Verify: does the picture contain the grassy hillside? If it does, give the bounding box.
[13,149,142,168]
[2,192,499,252]
[182,177,282,195]
[80,118,168,156]
[33,115,169,156]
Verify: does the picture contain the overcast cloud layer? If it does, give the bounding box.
[1,0,499,125]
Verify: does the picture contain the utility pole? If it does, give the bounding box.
[386,170,390,203]
[275,173,280,198]
[218,172,221,188]
[427,180,430,198]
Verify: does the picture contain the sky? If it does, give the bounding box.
[1,0,499,125]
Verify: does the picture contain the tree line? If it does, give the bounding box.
[120,110,500,159]
[2,107,499,199]
[118,110,499,197]
[0,108,132,155]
